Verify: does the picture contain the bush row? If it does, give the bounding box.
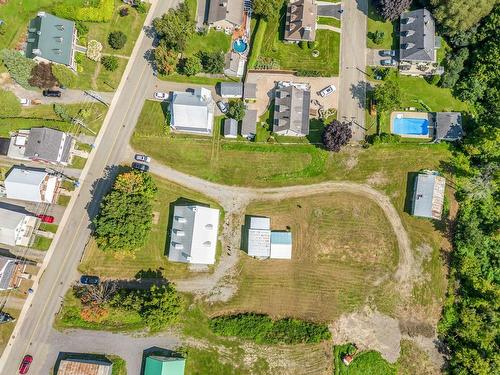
[209,313,331,344]
[54,0,114,22]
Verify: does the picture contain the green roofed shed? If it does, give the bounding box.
[144,356,185,375]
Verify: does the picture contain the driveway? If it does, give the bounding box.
[245,72,339,117]
[367,48,397,67]
[317,2,342,18]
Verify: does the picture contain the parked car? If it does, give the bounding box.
[36,214,54,223]
[319,85,336,97]
[131,162,149,172]
[380,59,396,66]
[19,98,31,106]
[42,90,61,97]
[80,275,100,285]
[135,154,151,163]
[19,355,33,374]
[379,50,396,57]
[216,100,229,114]
[154,92,168,100]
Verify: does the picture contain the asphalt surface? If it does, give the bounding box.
[337,0,368,141]
[0,1,181,373]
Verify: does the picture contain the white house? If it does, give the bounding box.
[4,167,58,203]
[246,216,293,260]
[168,205,220,265]
[170,88,215,135]
[0,208,37,247]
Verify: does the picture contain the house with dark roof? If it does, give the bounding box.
[206,0,244,30]
[399,9,437,64]
[241,109,257,139]
[273,82,310,136]
[284,0,317,42]
[411,171,446,220]
[434,112,463,141]
[0,256,27,291]
[223,118,238,138]
[219,82,243,98]
[25,12,77,70]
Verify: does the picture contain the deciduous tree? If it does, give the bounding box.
[154,44,178,75]
[373,80,402,114]
[180,55,202,76]
[227,99,246,121]
[101,55,119,71]
[252,0,284,20]
[322,120,352,152]
[28,62,58,88]
[108,31,127,50]
[153,3,193,52]
[374,0,412,21]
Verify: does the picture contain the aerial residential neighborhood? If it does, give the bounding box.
[0,0,497,374]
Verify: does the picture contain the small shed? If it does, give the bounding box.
[435,112,463,141]
[411,172,446,220]
[144,356,185,375]
[241,109,257,139]
[223,118,238,138]
[270,231,292,259]
[243,83,257,100]
[220,82,243,98]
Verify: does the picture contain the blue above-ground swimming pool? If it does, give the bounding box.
[393,116,429,136]
[233,38,248,53]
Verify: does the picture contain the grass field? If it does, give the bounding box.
[208,192,399,321]
[333,344,397,375]
[367,1,397,49]
[57,195,71,207]
[70,156,88,169]
[72,56,128,92]
[318,17,341,28]
[32,235,52,251]
[79,175,223,279]
[39,223,58,233]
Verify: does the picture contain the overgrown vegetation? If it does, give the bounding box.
[209,313,332,344]
[0,88,21,117]
[0,49,36,89]
[333,344,397,375]
[93,170,157,251]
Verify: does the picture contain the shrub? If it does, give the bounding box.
[108,31,127,50]
[0,88,21,117]
[28,62,58,88]
[119,7,129,17]
[197,51,224,74]
[86,40,103,61]
[307,40,318,49]
[0,23,6,36]
[369,30,385,45]
[0,49,36,89]
[372,67,391,80]
[101,55,119,71]
[299,41,307,49]
[53,104,72,122]
[227,99,246,121]
[54,0,114,22]
[209,313,332,344]
[52,64,77,87]
[367,132,401,145]
[296,70,321,77]
[425,74,441,85]
[179,55,202,76]
[135,2,147,14]
[75,21,89,36]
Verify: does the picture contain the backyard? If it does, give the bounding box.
[366,0,397,49]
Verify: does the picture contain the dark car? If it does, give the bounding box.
[131,162,149,172]
[19,355,33,374]
[42,90,61,97]
[380,58,396,66]
[379,50,396,57]
[80,275,100,285]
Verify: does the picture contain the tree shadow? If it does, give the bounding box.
[140,347,185,375]
[0,248,36,265]
[356,0,369,16]
[163,198,211,257]
[349,81,373,110]
[135,268,164,279]
[53,352,112,375]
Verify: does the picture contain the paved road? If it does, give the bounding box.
[0,1,181,373]
[337,0,368,141]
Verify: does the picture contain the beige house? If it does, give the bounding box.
[284,0,317,42]
[207,0,244,31]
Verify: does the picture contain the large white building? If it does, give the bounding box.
[170,88,215,135]
[0,208,37,247]
[4,167,58,203]
[168,205,220,265]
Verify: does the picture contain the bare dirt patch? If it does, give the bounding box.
[366,171,389,186]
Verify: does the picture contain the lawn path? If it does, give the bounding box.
[127,146,416,300]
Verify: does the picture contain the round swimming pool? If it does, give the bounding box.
[233,38,248,53]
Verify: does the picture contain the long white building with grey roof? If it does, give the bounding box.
[0,208,37,247]
[4,166,58,203]
[168,205,220,265]
[170,88,215,135]
[411,171,446,220]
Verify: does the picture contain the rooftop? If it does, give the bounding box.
[24,127,72,164]
[435,112,463,141]
[284,0,317,42]
[171,88,214,134]
[273,83,310,136]
[412,172,446,220]
[223,118,238,137]
[56,358,113,375]
[220,82,243,97]
[241,109,257,137]
[144,356,186,375]
[207,0,244,27]
[400,9,436,62]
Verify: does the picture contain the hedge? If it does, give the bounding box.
[209,313,332,344]
[54,0,115,22]
[0,49,36,89]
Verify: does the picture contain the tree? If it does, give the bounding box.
[430,0,496,34]
[0,23,6,36]
[0,49,36,89]
[373,80,402,114]
[28,62,58,88]
[101,55,119,71]
[0,88,21,117]
[180,55,202,76]
[154,44,178,75]
[135,2,147,14]
[75,21,89,36]
[93,171,157,251]
[440,48,469,88]
[53,103,72,122]
[119,7,129,17]
[322,120,352,152]
[374,0,412,21]
[252,0,284,20]
[198,51,225,74]
[369,30,385,45]
[108,31,127,50]
[51,64,77,87]
[227,100,246,121]
[153,3,193,52]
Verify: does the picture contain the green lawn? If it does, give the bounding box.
[367,1,397,49]
[318,16,341,28]
[72,56,128,92]
[333,345,397,375]
[39,223,58,234]
[79,175,223,279]
[0,308,19,354]
[58,195,71,207]
[70,156,88,169]
[32,235,52,251]
[256,11,341,75]
[184,30,231,57]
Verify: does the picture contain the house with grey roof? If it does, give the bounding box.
[434,112,463,141]
[4,166,59,203]
[273,82,310,136]
[224,52,245,77]
[168,205,220,265]
[411,171,446,220]
[0,208,37,247]
[243,83,257,100]
[171,88,215,135]
[246,216,293,260]
[284,0,318,42]
[241,109,257,139]
[220,82,243,98]
[400,9,437,64]
[206,0,245,30]
[0,256,26,291]
[25,12,77,70]
[223,118,238,138]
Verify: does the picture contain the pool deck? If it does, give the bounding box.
[390,111,433,138]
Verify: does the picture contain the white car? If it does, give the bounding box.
[19,98,31,106]
[319,85,336,97]
[134,154,151,163]
[154,92,168,100]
